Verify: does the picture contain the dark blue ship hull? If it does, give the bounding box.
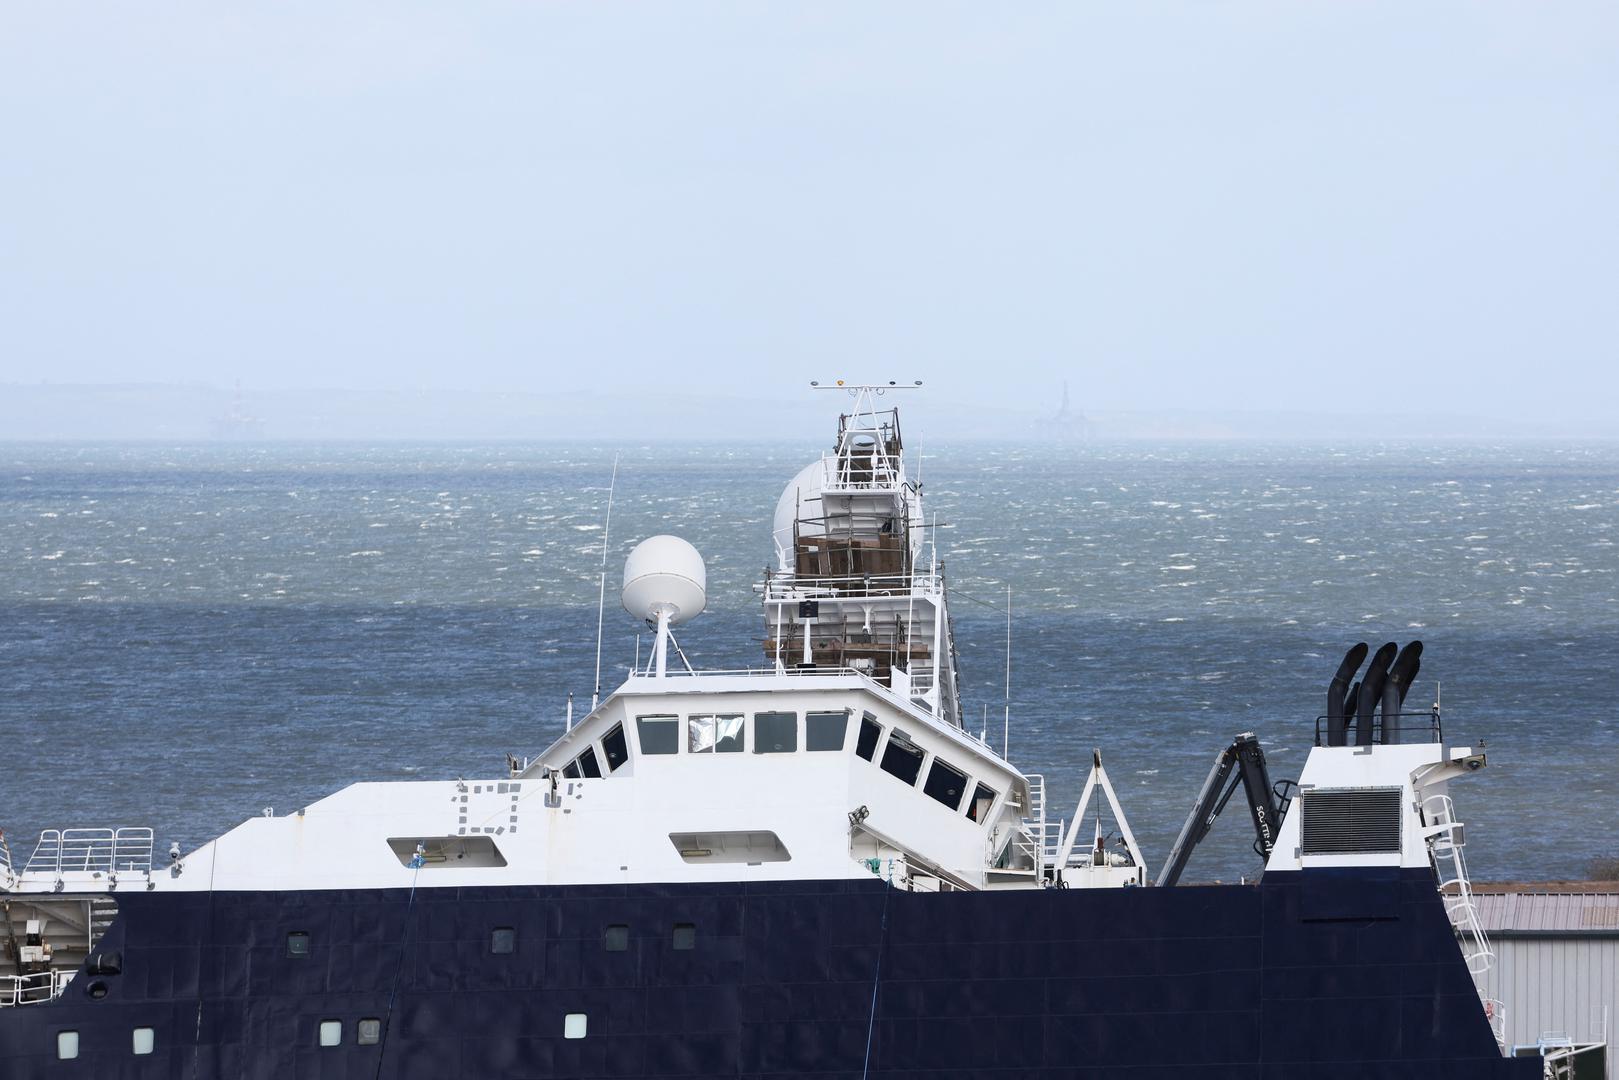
[0,867,1535,1078]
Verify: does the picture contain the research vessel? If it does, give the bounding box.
[1,384,1535,1077]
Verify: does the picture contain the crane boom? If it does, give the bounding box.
[1155,732,1286,888]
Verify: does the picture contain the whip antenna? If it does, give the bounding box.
[591,454,620,709]
[1004,583,1012,758]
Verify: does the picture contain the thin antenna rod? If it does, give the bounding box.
[1003,583,1012,758]
[591,454,620,709]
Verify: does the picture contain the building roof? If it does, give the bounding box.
[1473,888,1619,934]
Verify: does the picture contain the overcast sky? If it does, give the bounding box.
[2,3,1616,427]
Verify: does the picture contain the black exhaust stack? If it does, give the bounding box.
[1354,642,1399,747]
[1379,640,1423,743]
[1326,642,1368,747]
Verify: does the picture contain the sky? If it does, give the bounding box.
[1,3,1617,431]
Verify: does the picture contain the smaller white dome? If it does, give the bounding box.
[622,535,707,625]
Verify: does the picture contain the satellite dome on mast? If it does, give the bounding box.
[622,535,706,625]
[622,535,706,677]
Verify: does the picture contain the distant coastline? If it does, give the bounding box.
[2,381,1607,442]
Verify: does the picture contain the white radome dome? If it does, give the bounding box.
[621,535,707,625]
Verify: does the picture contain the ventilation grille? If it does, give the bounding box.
[1300,788,1403,855]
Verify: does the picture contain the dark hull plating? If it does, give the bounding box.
[0,867,1535,1078]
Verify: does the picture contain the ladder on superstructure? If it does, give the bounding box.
[1422,793,1507,1052]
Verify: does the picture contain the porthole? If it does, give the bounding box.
[84,980,109,1000]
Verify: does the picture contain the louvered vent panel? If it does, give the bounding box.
[1300,788,1403,855]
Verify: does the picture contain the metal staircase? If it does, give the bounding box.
[1014,775,1063,874]
[1422,793,1506,1051]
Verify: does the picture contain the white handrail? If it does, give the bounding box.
[24,827,154,876]
[0,970,74,1008]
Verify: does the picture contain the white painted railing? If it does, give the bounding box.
[24,827,154,876]
[0,969,75,1008]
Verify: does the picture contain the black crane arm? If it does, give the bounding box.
[1155,732,1286,888]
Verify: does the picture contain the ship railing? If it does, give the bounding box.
[0,969,75,1008]
[24,828,155,877]
[818,450,906,494]
[1313,709,1442,747]
[762,571,943,600]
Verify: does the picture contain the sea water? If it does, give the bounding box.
[2,440,1615,882]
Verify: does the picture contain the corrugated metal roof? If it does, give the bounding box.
[1474,891,1619,933]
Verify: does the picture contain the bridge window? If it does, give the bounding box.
[923,759,966,811]
[806,710,849,751]
[855,714,883,761]
[601,724,629,772]
[879,732,924,785]
[753,712,797,754]
[133,1027,155,1055]
[636,715,680,755]
[689,714,744,753]
[576,747,602,778]
[967,783,998,824]
[562,760,581,778]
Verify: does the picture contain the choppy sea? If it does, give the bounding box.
[2,440,1616,882]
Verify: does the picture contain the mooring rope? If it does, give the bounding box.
[860,865,894,1079]
[373,851,424,1080]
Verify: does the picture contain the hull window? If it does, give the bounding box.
[688,714,744,754]
[855,714,883,761]
[806,710,849,751]
[636,715,680,755]
[601,723,629,772]
[57,1032,79,1060]
[672,923,697,951]
[880,733,924,785]
[490,927,516,955]
[357,1019,381,1046]
[753,711,797,754]
[924,759,967,811]
[286,932,311,959]
[564,1013,588,1039]
[132,1028,155,1056]
[318,1020,342,1048]
[604,924,629,952]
